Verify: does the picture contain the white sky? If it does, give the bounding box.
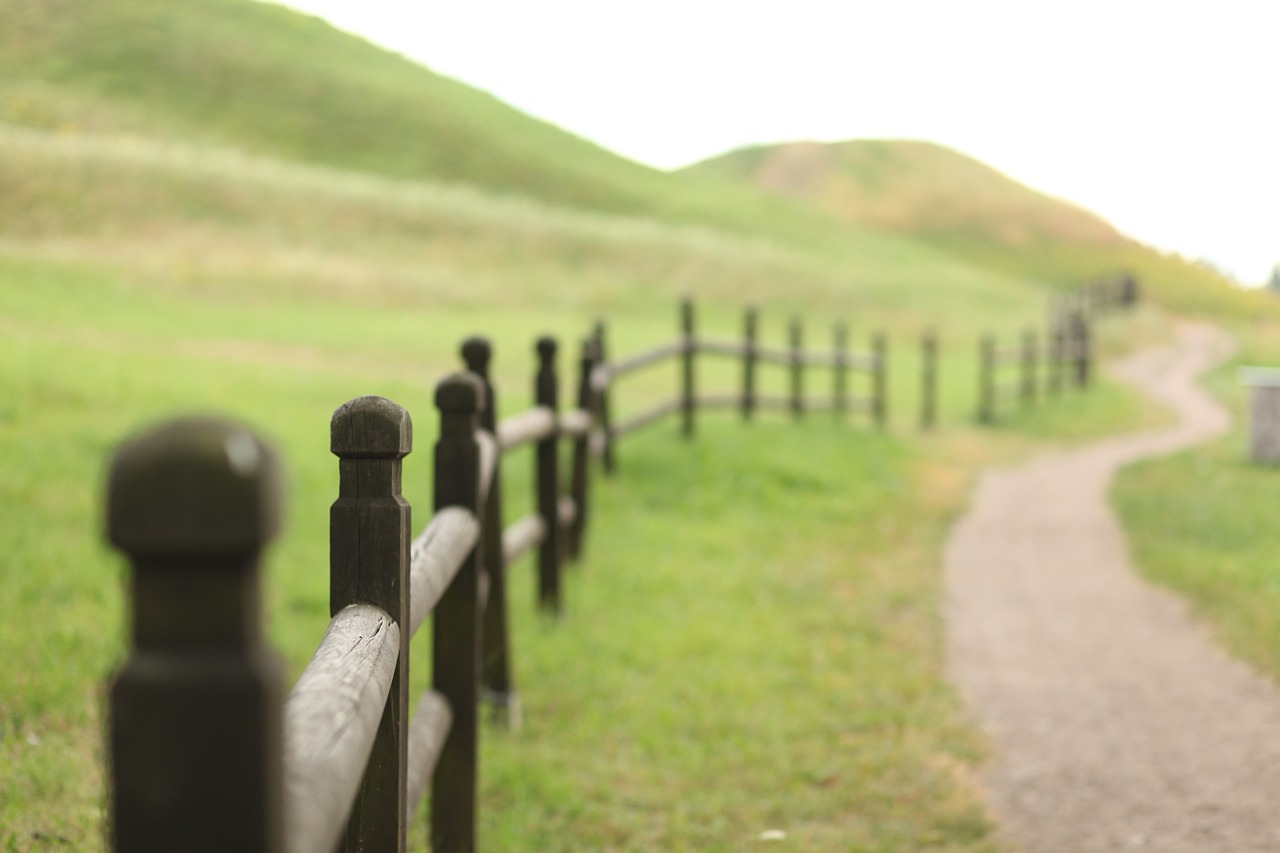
[276,0,1279,285]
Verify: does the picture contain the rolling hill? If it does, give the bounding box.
[685,139,1266,318]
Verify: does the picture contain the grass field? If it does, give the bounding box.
[1,0,1270,848]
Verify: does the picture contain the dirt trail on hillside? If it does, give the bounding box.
[945,323,1280,851]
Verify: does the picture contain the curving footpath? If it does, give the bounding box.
[945,322,1280,851]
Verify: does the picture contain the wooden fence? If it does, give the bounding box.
[102,280,1136,851]
[105,332,602,852]
[595,299,886,472]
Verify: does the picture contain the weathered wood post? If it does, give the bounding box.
[1020,328,1037,407]
[979,334,995,424]
[789,316,804,420]
[834,321,849,419]
[1121,273,1139,308]
[330,396,412,852]
[681,298,696,438]
[567,336,598,561]
[742,306,758,422]
[106,416,284,853]
[594,320,616,476]
[921,328,938,431]
[535,336,563,613]
[431,372,485,852]
[872,331,888,429]
[461,337,517,724]
[1071,311,1092,388]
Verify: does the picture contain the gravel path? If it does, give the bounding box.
[945,322,1280,852]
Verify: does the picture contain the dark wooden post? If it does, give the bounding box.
[535,336,563,613]
[567,336,598,561]
[106,416,284,853]
[330,396,412,852]
[1121,273,1139,308]
[1072,311,1092,388]
[1047,315,1064,397]
[834,322,849,419]
[431,373,485,853]
[921,328,937,431]
[680,298,695,438]
[979,334,995,424]
[742,306,758,422]
[1020,328,1037,407]
[872,331,888,429]
[462,337,518,724]
[594,320,616,476]
[789,317,803,419]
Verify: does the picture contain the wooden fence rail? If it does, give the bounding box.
[595,299,887,471]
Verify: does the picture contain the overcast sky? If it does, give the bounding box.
[275,0,1278,285]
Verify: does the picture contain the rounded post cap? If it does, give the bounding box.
[435,371,485,414]
[460,336,492,373]
[536,336,557,362]
[107,416,282,561]
[331,395,412,458]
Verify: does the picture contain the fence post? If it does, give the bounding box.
[1072,311,1092,388]
[106,416,284,853]
[1020,328,1037,408]
[834,321,848,419]
[462,338,518,726]
[979,334,995,424]
[594,320,616,476]
[535,336,563,613]
[568,336,598,561]
[431,372,485,852]
[872,331,888,429]
[681,298,696,438]
[1048,313,1064,397]
[921,328,937,431]
[330,396,412,852]
[790,317,804,420]
[742,306,758,422]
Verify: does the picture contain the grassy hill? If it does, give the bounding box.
[686,139,1269,319]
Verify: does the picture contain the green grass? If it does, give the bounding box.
[0,0,1245,847]
[1113,320,1280,681]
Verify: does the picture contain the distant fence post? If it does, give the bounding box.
[979,334,995,424]
[834,321,849,418]
[681,298,695,438]
[535,337,563,613]
[1071,311,1092,388]
[594,319,616,476]
[1047,312,1064,397]
[742,306,758,422]
[462,337,518,724]
[921,328,937,431]
[872,331,888,429]
[790,317,804,419]
[330,396,412,852]
[106,416,284,852]
[567,336,598,561]
[1020,328,1037,407]
[431,372,485,852]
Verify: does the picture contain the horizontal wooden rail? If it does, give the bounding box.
[695,337,749,358]
[697,393,742,410]
[497,406,556,452]
[608,340,686,379]
[558,494,577,528]
[559,408,592,438]
[613,398,682,437]
[408,507,481,637]
[502,514,546,566]
[406,690,453,818]
[283,603,401,853]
